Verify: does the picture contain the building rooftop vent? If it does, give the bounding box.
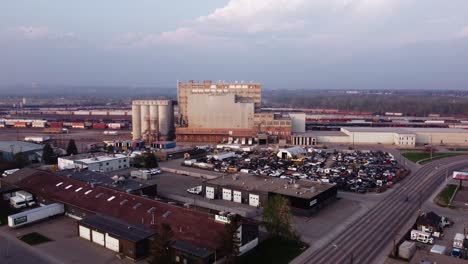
[163,211,172,218]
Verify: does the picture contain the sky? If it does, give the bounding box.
[0,0,468,90]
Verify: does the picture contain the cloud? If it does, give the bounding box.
[109,27,228,49]
[5,26,78,42]
[11,26,50,39]
[109,0,415,49]
[456,25,468,38]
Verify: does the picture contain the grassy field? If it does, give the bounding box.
[18,232,52,245]
[239,237,308,264]
[434,184,458,207]
[402,152,460,163]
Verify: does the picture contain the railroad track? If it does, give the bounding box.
[296,155,468,264]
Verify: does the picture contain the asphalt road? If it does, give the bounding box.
[292,155,468,264]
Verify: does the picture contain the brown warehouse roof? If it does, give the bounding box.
[7,169,225,251]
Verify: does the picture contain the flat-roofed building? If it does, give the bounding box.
[292,127,468,147]
[178,80,261,127]
[203,173,337,216]
[58,153,129,172]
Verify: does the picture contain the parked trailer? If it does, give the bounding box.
[49,122,63,128]
[8,203,65,228]
[71,122,85,129]
[93,123,107,129]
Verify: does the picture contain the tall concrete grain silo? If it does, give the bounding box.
[132,100,174,141]
[132,104,141,140]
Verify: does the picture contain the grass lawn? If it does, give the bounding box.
[402,152,460,163]
[0,206,19,226]
[239,237,308,264]
[434,184,458,207]
[18,232,52,245]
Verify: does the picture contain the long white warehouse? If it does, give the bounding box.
[292,127,468,147]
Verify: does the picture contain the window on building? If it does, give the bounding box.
[175,256,180,263]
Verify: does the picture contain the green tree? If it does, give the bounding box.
[263,195,295,239]
[66,139,78,155]
[14,153,27,168]
[42,143,56,165]
[148,223,173,264]
[132,155,145,168]
[106,145,115,153]
[144,153,158,169]
[222,215,241,264]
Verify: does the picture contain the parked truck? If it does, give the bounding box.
[10,191,35,209]
[8,203,65,228]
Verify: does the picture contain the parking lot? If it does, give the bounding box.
[134,171,261,218]
[0,217,136,264]
[179,146,406,193]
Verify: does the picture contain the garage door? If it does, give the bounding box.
[206,187,215,199]
[79,225,90,240]
[249,194,259,207]
[92,230,105,246]
[105,233,120,252]
[222,189,232,201]
[233,191,242,203]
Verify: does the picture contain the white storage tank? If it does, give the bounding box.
[158,103,174,138]
[132,104,141,140]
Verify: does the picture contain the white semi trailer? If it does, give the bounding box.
[8,203,65,228]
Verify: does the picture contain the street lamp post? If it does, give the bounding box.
[332,244,353,264]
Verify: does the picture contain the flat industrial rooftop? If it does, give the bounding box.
[206,173,335,199]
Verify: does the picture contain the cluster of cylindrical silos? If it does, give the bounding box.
[132,100,174,141]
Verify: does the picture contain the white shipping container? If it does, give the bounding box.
[8,203,65,227]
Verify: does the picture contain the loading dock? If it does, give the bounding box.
[223,188,232,201]
[79,225,91,240]
[105,233,120,252]
[233,191,242,203]
[92,230,105,246]
[78,215,156,260]
[206,186,215,199]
